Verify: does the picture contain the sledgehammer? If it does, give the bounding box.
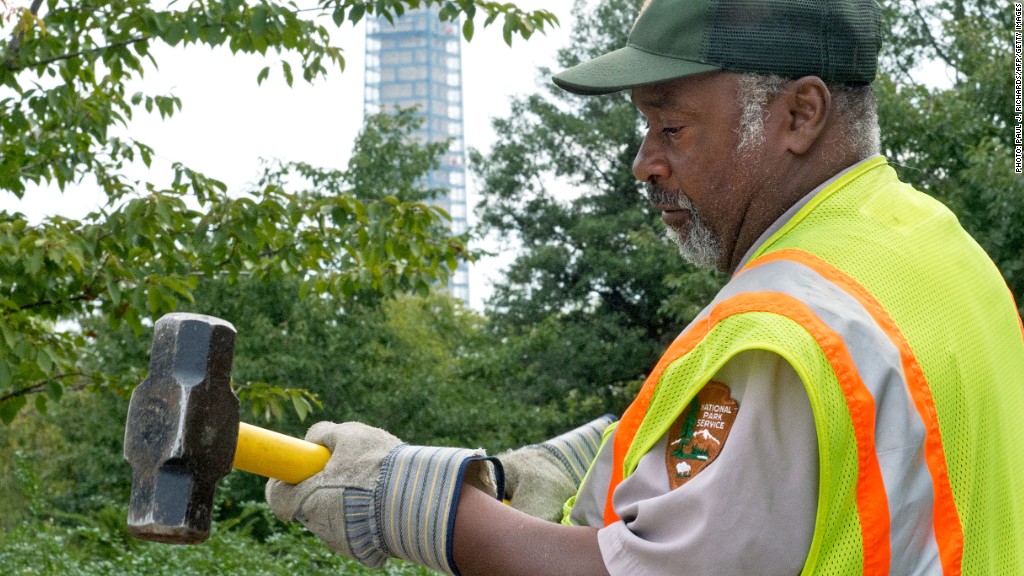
[123,312,330,544]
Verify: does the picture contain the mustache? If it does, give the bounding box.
[643,182,694,211]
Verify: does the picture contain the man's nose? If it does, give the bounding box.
[632,134,670,183]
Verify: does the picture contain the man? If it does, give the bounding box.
[266,0,1024,574]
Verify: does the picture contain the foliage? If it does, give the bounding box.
[875,0,1023,313]
[0,108,450,422]
[0,275,565,550]
[0,0,557,423]
[470,0,724,422]
[0,108,460,423]
[0,500,440,575]
[0,390,131,529]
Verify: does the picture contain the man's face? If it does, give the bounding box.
[632,73,772,272]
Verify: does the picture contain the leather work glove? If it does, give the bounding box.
[265,421,502,575]
[498,414,617,522]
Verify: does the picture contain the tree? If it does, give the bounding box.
[0,0,558,423]
[470,0,1021,427]
[470,0,723,423]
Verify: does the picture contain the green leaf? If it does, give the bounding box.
[269,398,283,421]
[438,4,457,21]
[331,5,347,26]
[26,249,43,276]
[163,21,184,46]
[462,18,475,42]
[257,66,270,85]
[291,393,310,422]
[160,276,195,301]
[502,15,514,46]
[46,379,63,402]
[281,61,294,87]
[0,360,12,389]
[349,4,366,24]
[34,394,47,415]
[35,347,53,373]
[147,287,161,315]
[105,274,122,307]
[0,395,27,424]
[0,319,15,348]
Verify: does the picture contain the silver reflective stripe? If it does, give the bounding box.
[726,259,940,573]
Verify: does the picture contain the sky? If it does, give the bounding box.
[5,2,579,310]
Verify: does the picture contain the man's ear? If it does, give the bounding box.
[774,76,831,156]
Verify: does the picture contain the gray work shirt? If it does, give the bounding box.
[573,350,819,575]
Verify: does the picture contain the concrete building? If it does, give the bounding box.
[364,7,469,304]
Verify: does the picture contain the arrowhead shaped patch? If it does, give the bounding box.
[665,381,739,490]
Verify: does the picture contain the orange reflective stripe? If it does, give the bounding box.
[1010,290,1024,340]
[605,291,892,575]
[745,249,964,576]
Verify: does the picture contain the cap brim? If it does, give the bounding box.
[553,45,721,96]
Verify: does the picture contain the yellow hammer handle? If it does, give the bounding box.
[232,422,332,484]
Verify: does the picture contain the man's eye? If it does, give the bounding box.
[662,126,682,136]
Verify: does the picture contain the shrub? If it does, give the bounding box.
[0,500,439,575]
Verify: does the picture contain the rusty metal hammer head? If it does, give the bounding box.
[123,313,240,544]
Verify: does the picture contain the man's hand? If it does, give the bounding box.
[499,415,616,522]
[266,421,501,575]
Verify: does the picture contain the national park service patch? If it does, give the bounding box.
[665,381,739,490]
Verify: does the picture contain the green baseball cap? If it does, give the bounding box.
[553,0,882,96]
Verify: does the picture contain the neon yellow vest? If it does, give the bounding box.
[597,158,1024,574]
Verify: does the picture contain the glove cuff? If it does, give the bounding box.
[539,414,617,485]
[376,445,503,576]
[340,488,389,568]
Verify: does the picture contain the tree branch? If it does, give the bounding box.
[0,371,84,404]
[908,0,957,72]
[3,293,97,315]
[4,0,43,57]
[6,35,149,72]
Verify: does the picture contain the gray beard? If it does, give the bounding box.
[645,183,721,269]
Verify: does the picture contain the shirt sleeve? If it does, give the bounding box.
[597,350,819,575]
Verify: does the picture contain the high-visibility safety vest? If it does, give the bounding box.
[579,157,1024,575]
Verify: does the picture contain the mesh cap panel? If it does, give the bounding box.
[701,0,880,83]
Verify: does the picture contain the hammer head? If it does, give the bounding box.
[124,313,240,544]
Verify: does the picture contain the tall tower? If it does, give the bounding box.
[364,7,469,304]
